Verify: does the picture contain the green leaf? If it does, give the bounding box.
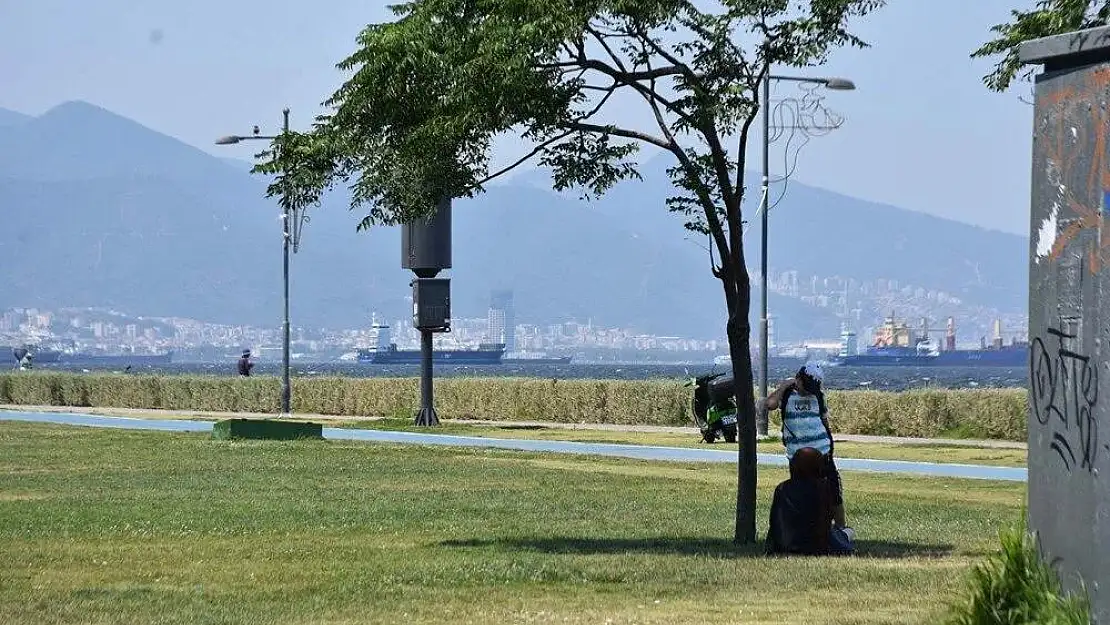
[972,0,1110,92]
[263,0,884,234]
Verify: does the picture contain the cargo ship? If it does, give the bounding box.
[356,318,505,365]
[827,314,1027,367]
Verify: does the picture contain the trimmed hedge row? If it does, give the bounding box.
[0,372,1030,441]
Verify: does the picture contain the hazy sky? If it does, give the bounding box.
[0,0,1037,235]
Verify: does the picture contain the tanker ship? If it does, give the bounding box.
[827,314,1027,367]
[356,317,505,365]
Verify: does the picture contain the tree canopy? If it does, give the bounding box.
[255,0,884,543]
[256,0,881,238]
[974,0,1110,92]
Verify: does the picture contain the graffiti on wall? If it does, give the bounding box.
[1031,321,1099,472]
[1036,67,1110,275]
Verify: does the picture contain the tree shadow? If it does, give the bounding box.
[440,536,955,559]
[495,424,549,431]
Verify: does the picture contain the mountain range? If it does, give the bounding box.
[0,101,1028,341]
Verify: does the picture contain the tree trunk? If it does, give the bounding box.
[726,274,757,545]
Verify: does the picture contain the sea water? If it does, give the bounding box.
[30,362,1028,391]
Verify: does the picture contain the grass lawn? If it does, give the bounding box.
[0,422,1024,624]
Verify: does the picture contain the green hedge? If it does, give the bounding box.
[0,372,1030,441]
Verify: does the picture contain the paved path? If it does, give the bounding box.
[0,404,1027,449]
[0,409,1027,482]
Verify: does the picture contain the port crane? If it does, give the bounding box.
[911,315,1025,350]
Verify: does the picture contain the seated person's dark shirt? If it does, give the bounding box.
[766,477,833,555]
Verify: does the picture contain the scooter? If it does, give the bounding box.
[686,371,738,444]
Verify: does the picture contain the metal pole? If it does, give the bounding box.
[280,108,292,416]
[757,71,770,437]
[415,328,440,426]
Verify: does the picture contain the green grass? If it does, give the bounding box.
[0,421,1024,624]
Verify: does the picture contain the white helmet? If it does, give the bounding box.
[803,361,824,382]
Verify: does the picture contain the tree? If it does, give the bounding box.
[973,0,1110,92]
[254,0,883,544]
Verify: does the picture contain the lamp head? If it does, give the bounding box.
[823,78,856,91]
[214,135,242,145]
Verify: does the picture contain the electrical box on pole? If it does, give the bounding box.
[412,277,451,332]
[402,196,453,428]
[401,196,452,278]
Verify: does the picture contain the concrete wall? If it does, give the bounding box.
[1025,29,1110,623]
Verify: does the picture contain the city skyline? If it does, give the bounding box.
[1,259,1028,362]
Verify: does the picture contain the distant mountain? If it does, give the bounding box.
[0,101,1027,341]
[0,101,242,183]
[0,107,30,127]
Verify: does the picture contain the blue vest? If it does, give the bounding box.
[781,389,831,458]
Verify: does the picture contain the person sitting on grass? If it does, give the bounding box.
[765,446,855,556]
[764,361,847,529]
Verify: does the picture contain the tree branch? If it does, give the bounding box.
[572,41,694,126]
[470,78,624,190]
[585,24,630,73]
[631,20,702,86]
[648,121,731,278]
[564,122,674,151]
[701,121,737,216]
[578,59,685,82]
[574,28,685,83]
[469,129,576,189]
[575,81,620,121]
[633,37,731,277]
[537,60,589,70]
[734,64,766,193]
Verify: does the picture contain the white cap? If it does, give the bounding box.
[803,361,824,382]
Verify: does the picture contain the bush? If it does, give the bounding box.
[0,372,1030,441]
[946,523,1090,624]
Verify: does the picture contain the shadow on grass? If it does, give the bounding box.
[440,536,955,559]
[495,425,550,431]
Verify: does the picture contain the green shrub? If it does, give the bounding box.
[946,523,1090,625]
[0,372,1030,441]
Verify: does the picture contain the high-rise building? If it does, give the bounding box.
[487,289,515,353]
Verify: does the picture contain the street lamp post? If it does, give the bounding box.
[757,74,854,437]
[215,108,295,416]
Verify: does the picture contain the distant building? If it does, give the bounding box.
[487,289,515,353]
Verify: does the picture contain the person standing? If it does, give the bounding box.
[237,349,254,377]
[764,361,846,528]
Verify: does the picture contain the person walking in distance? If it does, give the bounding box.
[237,350,254,377]
[764,361,847,528]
